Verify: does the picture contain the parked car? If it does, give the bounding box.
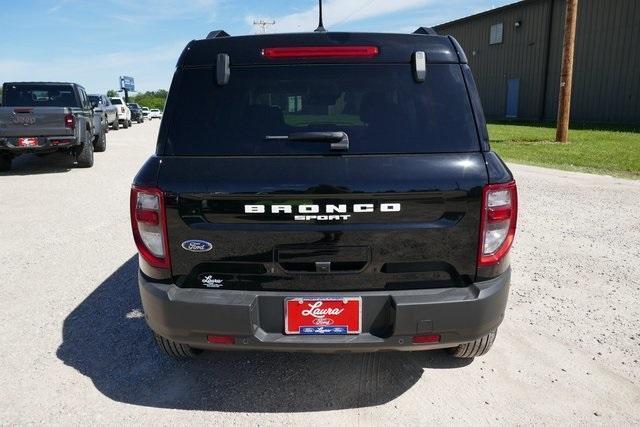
[141,107,150,118]
[89,94,119,131]
[147,108,162,120]
[109,97,131,128]
[131,29,517,359]
[127,103,145,123]
[0,82,104,171]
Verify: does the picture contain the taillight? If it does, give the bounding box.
[120,106,125,113]
[64,114,75,130]
[130,186,170,269]
[262,46,379,59]
[478,181,518,267]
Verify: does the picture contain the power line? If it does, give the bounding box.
[333,0,377,28]
[253,19,276,34]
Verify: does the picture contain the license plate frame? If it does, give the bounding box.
[284,297,362,335]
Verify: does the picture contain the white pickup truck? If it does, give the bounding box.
[109,97,132,128]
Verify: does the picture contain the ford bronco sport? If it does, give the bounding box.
[131,28,517,358]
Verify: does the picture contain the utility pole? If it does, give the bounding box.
[555,0,579,143]
[253,19,275,34]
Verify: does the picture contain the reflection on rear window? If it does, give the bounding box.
[3,85,78,107]
[166,64,479,156]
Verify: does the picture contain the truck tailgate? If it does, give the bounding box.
[0,107,73,137]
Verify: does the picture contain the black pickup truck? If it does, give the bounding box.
[131,29,517,359]
[0,82,104,171]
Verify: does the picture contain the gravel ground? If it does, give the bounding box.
[1,121,639,425]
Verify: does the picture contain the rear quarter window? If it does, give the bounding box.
[164,64,479,156]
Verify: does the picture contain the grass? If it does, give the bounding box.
[488,122,640,178]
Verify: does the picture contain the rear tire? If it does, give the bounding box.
[113,116,119,130]
[93,128,106,152]
[123,119,129,129]
[75,137,94,168]
[0,155,12,172]
[154,333,202,359]
[448,329,497,358]
[128,119,132,127]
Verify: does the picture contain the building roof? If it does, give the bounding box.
[435,0,541,29]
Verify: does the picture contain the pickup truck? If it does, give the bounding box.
[89,94,119,130]
[0,82,103,171]
[109,97,132,128]
[131,30,517,359]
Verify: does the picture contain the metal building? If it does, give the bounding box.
[434,0,640,123]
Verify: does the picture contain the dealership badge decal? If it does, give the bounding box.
[201,275,223,288]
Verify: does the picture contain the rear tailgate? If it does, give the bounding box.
[158,154,486,291]
[0,107,73,138]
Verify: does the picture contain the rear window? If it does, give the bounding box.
[3,84,79,108]
[110,98,122,105]
[166,64,479,155]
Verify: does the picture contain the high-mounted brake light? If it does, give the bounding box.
[262,46,379,59]
[130,186,171,269]
[478,181,518,267]
[64,114,75,130]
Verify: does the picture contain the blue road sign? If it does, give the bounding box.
[120,76,135,91]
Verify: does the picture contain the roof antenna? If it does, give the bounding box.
[314,0,326,32]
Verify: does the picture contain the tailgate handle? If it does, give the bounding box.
[315,262,331,273]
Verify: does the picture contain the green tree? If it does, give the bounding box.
[106,89,118,97]
[130,90,168,110]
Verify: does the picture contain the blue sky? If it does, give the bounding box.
[1,0,514,93]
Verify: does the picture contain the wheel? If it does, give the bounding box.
[128,119,132,127]
[103,115,109,133]
[138,117,143,123]
[75,137,94,168]
[113,115,119,130]
[0,155,12,172]
[93,127,106,152]
[123,119,129,129]
[448,329,497,358]
[154,333,202,359]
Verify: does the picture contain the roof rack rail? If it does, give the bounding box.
[206,30,230,39]
[413,27,438,36]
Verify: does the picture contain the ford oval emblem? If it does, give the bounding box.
[181,240,213,253]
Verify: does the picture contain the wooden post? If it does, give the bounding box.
[556,0,579,143]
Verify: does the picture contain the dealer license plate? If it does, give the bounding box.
[284,297,362,335]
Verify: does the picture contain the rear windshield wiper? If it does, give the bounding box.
[265,131,349,151]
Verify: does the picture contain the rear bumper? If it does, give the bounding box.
[0,136,77,154]
[139,269,510,353]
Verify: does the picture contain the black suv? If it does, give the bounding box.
[131,29,517,358]
[127,103,144,123]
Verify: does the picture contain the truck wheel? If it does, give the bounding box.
[123,119,129,129]
[113,116,119,130]
[0,155,12,172]
[128,119,132,127]
[75,138,94,168]
[448,329,497,358]
[93,128,107,152]
[154,333,202,359]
